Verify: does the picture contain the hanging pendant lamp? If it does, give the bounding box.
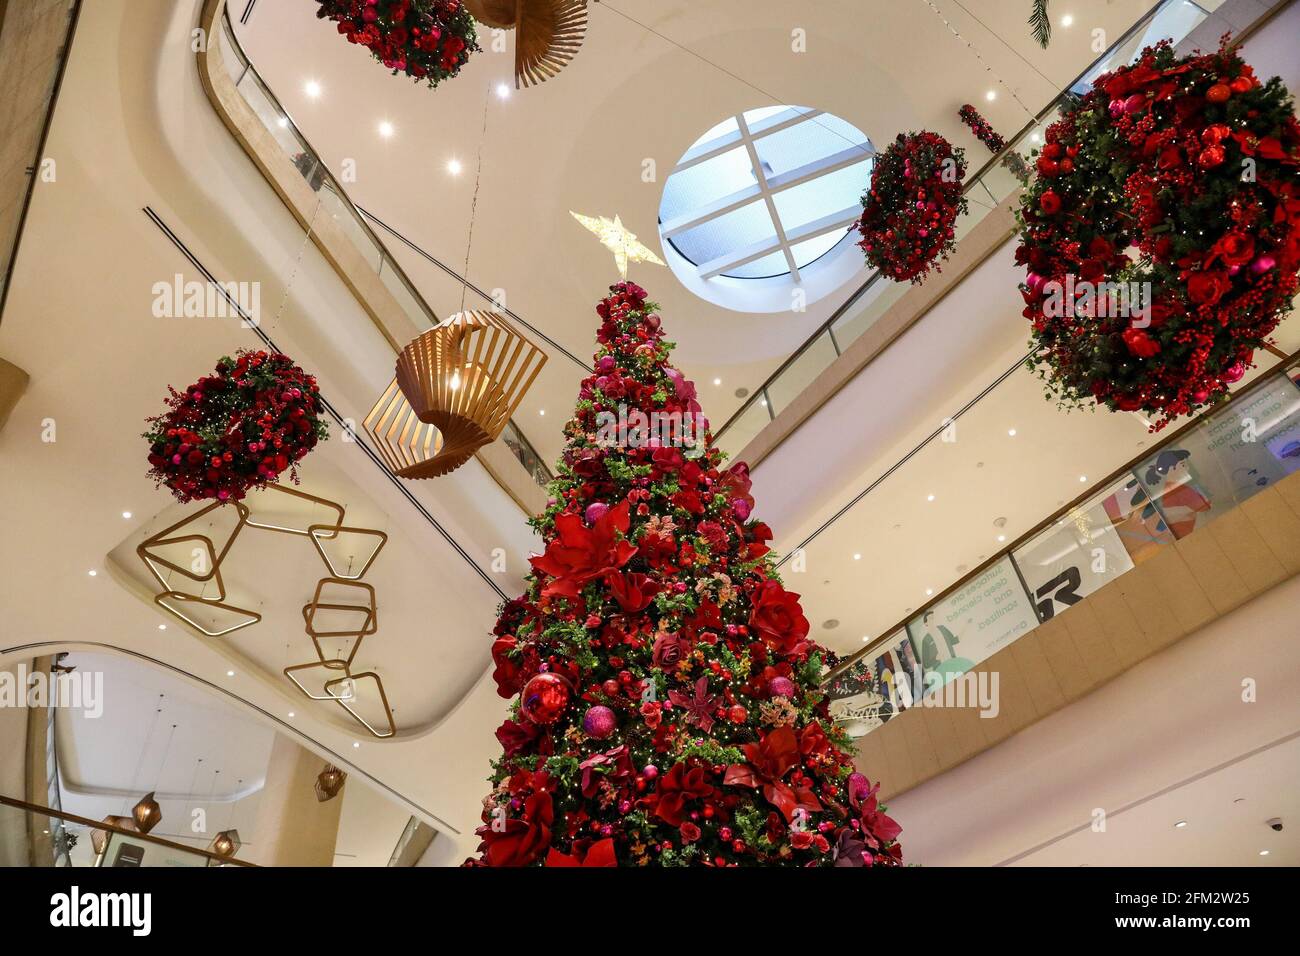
[466,0,589,88]
[315,764,348,802]
[365,310,547,479]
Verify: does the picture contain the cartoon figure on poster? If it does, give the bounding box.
[1137,448,1213,539]
[912,610,974,691]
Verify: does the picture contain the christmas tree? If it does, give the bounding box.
[470,282,902,867]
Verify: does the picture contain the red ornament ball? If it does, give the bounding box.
[520,672,571,725]
[728,705,748,724]
[582,704,617,740]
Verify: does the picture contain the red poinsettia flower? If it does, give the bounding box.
[607,570,661,612]
[545,837,617,867]
[749,581,811,657]
[490,635,527,698]
[651,763,715,826]
[494,717,547,758]
[530,500,637,600]
[723,726,823,822]
[476,774,555,867]
[847,772,903,848]
[579,746,634,798]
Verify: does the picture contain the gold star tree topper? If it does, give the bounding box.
[570,211,666,279]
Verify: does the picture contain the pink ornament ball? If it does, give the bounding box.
[768,676,796,698]
[582,704,617,740]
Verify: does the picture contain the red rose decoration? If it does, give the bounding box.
[1121,327,1161,359]
[749,581,811,658]
[1038,190,1062,215]
[1186,270,1230,306]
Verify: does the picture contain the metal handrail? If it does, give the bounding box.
[825,349,1300,684]
[0,793,257,867]
[712,0,1209,445]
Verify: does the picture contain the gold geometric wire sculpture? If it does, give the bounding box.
[364,310,546,479]
[137,503,261,637]
[466,0,588,88]
[136,485,395,738]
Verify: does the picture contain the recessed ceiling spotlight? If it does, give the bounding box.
[1259,849,1270,856]
[378,120,395,138]
[158,624,167,631]
[122,511,133,519]
[861,636,870,643]
[447,158,463,176]
[226,670,235,677]
[495,82,511,99]
[985,90,997,102]
[288,711,296,718]
[1007,428,1017,437]
[713,377,722,386]
[1079,475,1088,483]
[88,570,97,577]
[1174,820,1188,828]
[538,409,545,416]
[926,494,935,502]
[1061,14,1074,27]
[353,741,361,749]
[853,553,862,561]
[925,588,933,596]
[304,79,322,99]
[997,534,1006,542]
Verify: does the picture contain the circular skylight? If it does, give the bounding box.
[659,106,872,307]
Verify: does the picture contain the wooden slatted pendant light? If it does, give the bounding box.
[466,0,588,88]
[364,311,547,479]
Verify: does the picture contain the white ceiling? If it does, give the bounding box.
[56,651,274,801]
[233,0,1164,463]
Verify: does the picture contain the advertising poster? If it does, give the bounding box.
[1014,496,1136,621]
[906,557,1037,688]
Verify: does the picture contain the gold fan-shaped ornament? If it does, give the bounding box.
[364,310,547,479]
[466,0,588,88]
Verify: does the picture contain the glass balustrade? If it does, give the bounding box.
[714,0,1217,457]
[0,795,254,867]
[824,358,1300,739]
[211,11,551,487]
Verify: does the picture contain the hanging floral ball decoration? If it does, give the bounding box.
[314,0,479,88]
[1016,40,1300,430]
[144,350,329,504]
[857,131,968,284]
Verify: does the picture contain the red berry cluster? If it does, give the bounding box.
[857,131,968,284]
[1016,39,1300,429]
[144,350,328,504]
[314,0,478,87]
